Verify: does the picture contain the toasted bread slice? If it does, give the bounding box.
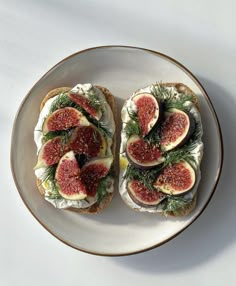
[121,82,200,217]
[36,85,116,214]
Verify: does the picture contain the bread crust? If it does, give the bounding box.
[36,85,116,214]
[123,82,200,217]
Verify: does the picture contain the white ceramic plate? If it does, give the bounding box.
[11,46,223,256]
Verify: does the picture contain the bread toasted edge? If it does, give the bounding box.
[123,82,200,217]
[36,85,116,214]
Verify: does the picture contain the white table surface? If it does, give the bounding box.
[1,0,235,285]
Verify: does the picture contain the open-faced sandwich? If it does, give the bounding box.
[34,83,116,214]
[119,83,203,216]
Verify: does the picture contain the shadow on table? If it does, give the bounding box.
[109,77,236,273]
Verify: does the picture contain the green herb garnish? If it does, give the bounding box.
[162,195,193,216]
[49,92,79,114]
[144,124,161,145]
[165,94,194,111]
[124,120,141,137]
[151,84,173,102]
[42,130,72,145]
[41,165,57,183]
[151,84,194,112]
[87,89,102,111]
[163,141,197,168]
[40,165,62,199]
[124,164,160,190]
[97,178,108,202]
[123,109,141,138]
[127,109,139,122]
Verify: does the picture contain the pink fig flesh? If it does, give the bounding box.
[126,135,164,168]
[133,93,160,136]
[55,151,87,200]
[43,107,89,133]
[34,137,70,169]
[70,125,106,158]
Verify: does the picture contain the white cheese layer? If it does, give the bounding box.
[34,83,115,209]
[119,85,204,213]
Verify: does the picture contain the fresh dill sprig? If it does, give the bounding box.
[87,89,102,111]
[151,84,194,112]
[47,189,61,200]
[96,176,111,202]
[49,93,80,114]
[151,84,173,102]
[127,108,139,122]
[40,165,62,199]
[124,120,141,137]
[144,124,161,145]
[162,195,193,216]
[123,108,141,138]
[61,130,72,145]
[41,165,57,183]
[42,130,58,142]
[165,94,194,112]
[124,164,160,190]
[42,130,72,144]
[163,141,197,168]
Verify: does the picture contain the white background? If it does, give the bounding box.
[1,0,236,285]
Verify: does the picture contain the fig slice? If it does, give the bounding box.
[126,135,165,169]
[154,160,196,195]
[42,107,90,133]
[68,93,102,120]
[55,151,87,200]
[133,93,160,136]
[34,137,70,169]
[80,156,113,197]
[69,125,107,158]
[127,179,166,206]
[160,108,195,151]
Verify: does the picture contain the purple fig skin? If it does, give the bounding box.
[181,112,196,146]
[157,100,164,124]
